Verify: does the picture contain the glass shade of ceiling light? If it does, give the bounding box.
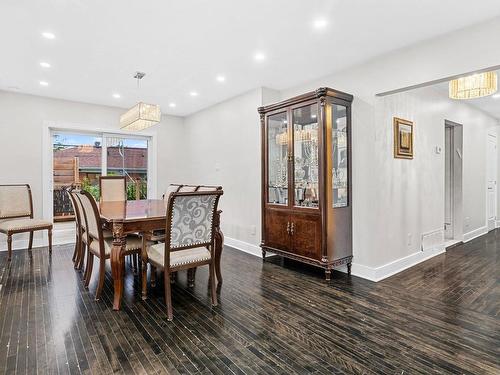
[120,102,161,131]
[449,71,498,100]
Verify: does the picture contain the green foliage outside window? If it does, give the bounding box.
[81,176,147,201]
[81,177,100,200]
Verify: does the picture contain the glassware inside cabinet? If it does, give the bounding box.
[292,104,319,208]
[267,112,289,205]
[332,104,348,208]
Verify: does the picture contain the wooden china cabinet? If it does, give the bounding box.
[258,87,353,280]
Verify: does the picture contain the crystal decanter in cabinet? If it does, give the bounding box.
[258,88,353,280]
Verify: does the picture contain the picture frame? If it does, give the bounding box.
[393,117,414,159]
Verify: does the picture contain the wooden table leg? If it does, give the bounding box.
[111,222,125,310]
[214,210,224,284]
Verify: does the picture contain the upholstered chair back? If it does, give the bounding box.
[163,184,181,200]
[71,191,87,232]
[0,184,32,219]
[196,186,221,192]
[166,191,223,251]
[177,185,198,193]
[68,190,83,228]
[76,191,101,241]
[99,176,126,202]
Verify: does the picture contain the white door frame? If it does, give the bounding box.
[487,132,497,231]
[42,121,158,222]
[444,120,463,244]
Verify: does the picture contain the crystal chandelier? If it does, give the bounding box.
[120,72,161,131]
[449,71,498,100]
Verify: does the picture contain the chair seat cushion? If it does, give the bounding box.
[147,243,211,268]
[0,218,52,233]
[89,235,142,257]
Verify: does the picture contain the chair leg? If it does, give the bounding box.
[164,270,173,321]
[151,265,157,287]
[73,234,80,268]
[95,258,106,301]
[209,261,217,307]
[187,268,197,287]
[141,261,148,300]
[132,253,138,275]
[208,260,217,306]
[7,234,12,261]
[84,253,94,289]
[48,228,53,254]
[28,231,34,251]
[77,242,85,271]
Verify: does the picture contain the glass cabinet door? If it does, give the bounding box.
[267,112,289,205]
[331,104,348,207]
[292,104,319,208]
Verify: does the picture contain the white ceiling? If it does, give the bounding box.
[1,0,500,116]
[435,70,500,120]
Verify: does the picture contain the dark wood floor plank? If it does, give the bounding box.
[0,228,499,374]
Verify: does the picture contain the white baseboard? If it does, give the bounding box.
[463,225,488,243]
[224,236,263,258]
[352,245,446,282]
[496,220,500,229]
[225,237,446,282]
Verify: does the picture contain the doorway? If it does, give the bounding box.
[444,120,463,245]
[487,133,497,231]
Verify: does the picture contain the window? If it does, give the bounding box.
[52,131,150,221]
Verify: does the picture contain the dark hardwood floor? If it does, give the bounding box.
[0,230,499,374]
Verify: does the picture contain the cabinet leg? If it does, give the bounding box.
[262,249,266,261]
[325,269,331,281]
[347,262,352,276]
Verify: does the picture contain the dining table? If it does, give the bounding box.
[99,199,224,310]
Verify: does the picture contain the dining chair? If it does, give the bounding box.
[99,176,126,203]
[99,175,140,270]
[141,189,223,321]
[67,188,85,270]
[0,184,52,261]
[76,190,142,300]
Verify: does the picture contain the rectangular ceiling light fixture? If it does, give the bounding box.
[120,102,161,131]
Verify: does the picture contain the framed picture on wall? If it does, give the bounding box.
[393,117,414,159]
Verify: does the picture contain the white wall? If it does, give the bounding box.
[179,88,278,253]
[0,90,183,249]
[374,87,497,263]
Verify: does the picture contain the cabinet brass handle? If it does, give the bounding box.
[291,222,295,235]
[286,221,290,235]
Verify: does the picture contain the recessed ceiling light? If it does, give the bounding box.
[112,93,121,98]
[39,81,49,86]
[40,62,51,68]
[313,18,328,29]
[493,93,500,99]
[190,91,199,97]
[254,52,266,62]
[216,75,226,82]
[41,32,55,39]
[169,102,176,108]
